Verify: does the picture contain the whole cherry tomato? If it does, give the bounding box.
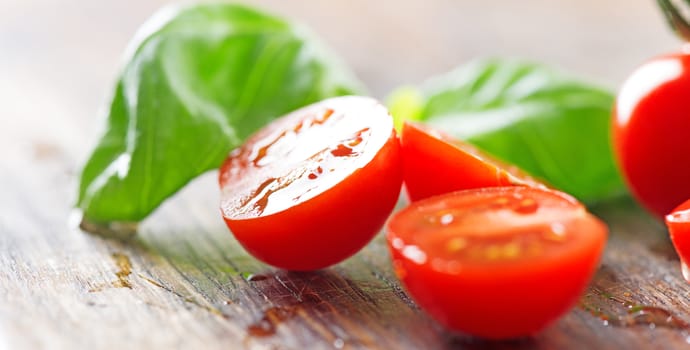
[219,96,402,271]
[613,50,690,218]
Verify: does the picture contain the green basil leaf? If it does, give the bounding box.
[389,58,625,203]
[77,3,362,224]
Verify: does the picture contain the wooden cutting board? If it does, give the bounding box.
[2,1,687,348]
[2,142,690,350]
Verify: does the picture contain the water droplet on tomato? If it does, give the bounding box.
[402,245,427,264]
[333,338,345,349]
[391,237,404,249]
[440,213,454,225]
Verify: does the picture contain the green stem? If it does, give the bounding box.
[658,0,690,41]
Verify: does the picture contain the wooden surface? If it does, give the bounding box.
[3,1,690,349]
[5,141,690,350]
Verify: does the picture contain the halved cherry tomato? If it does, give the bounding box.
[386,186,607,339]
[401,121,540,202]
[613,51,690,218]
[666,198,690,282]
[219,96,402,271]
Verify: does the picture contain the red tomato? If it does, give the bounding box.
[666,198,690,282]
[219,96,402,271]
[401,121,540,202]
[386,186,607,339]
[613,51,690,218]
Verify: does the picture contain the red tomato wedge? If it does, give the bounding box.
[219,96,402,271]
[666,199,690,282]
[401,121,540,202]
[386,186,607,339]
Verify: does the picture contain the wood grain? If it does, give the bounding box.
[2,0,690,349]
[2,137,690,349]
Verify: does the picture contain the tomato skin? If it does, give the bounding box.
[386,187,607,339]
[401,122,537,202]
[220,96,403,271]
[666,198,690,277]
[613,51,690,218]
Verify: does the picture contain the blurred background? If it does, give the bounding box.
[0,0,680,164]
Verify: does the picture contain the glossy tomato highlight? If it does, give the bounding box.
[386,186,607,339]
[219,96,402,271]
[614,51,690,218]
[401,122,540,202]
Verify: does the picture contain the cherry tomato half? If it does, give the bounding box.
[614,51,690,218]
[401,121,539,202]
[386,186,607,339]
[220,96,402,271]
[666,198,690,282]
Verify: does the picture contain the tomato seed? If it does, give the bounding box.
[485,245,502,260]
[494,197,510,206]
[514,198,539,214]
[446,238,467,252]
[503,242,521,259]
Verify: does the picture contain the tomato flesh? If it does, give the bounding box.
[401,121,539,202]
[220,96,402,271]
[614,51,690,218]
[386,186,607,339]
[666,199,690,282]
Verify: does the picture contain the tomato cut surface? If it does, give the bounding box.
[614,51,690,218]
[401,121,539,202]
[220,96,402,271]
[386,186,607,339]
[666,199,690,282]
